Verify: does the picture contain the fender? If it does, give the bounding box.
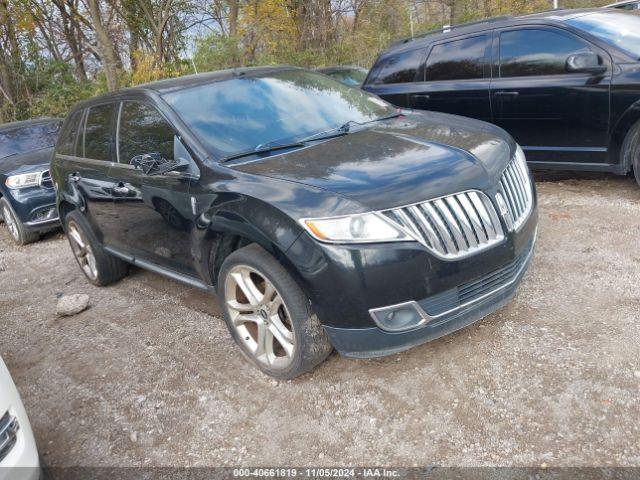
[609,99,640,173]
[188,164,366,290]
[190,191,307,288]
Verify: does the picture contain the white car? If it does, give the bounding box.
[0,356,40,480]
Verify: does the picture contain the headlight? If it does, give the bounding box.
[301,212,409,243]
[5,172,42,189]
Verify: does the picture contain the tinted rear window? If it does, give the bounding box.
[0,122,60,158]
[370,48,425,84]
[56,112,82,156]
[425,35,488,81]
[83,104,115,161]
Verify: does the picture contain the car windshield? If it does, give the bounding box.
[326,69,368,86]
[0,122,60,159]
[162,69,395,158]
[567,12,640,59]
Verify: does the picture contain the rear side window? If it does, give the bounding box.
[118,102,174,164]
[57,112,82,156]
[425,35,488,81]
[370,48,425,85]
[83,104,115,161]
[499,29,591,78]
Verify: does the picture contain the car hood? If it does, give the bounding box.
[0,147,53,176]
[232,111,514,211]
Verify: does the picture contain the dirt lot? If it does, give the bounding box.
[0,171,639,468]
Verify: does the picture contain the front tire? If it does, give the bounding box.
[64,210,128,286]
[621,120,640,187]
[0,198,39,245]
[218,243,333,379]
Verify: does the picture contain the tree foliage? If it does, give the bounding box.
[0,0,611,122]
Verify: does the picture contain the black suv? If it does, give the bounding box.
[363,9,640,185]
[0,118,61,244]
[51,67,537,378]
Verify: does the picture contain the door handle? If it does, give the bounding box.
[113,184,130,195]
[494,91,520,98]
[69,173,81,182]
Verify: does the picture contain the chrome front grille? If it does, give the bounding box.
[497,151,533,231]
[39,170,54,189]
[0,411,19,462]
[383,190,504,259]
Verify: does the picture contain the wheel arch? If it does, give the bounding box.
[195,197,307,294]
[57,200,77,226]
[610,101,640,173]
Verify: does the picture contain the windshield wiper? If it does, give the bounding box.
[220,113,403,163]
[221,141,305,163]
[299,121,359,143]
[300,113,403,143]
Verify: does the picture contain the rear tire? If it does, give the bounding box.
[218,243,333,379]
[64,210,128,286]
[0,198,39,245]
[620,120,640,187]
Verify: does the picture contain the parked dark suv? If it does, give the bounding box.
[0,118,61,244]
[363,9,640,185]
[51,67,537,378]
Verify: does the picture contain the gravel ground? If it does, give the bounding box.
[0,171,639,468]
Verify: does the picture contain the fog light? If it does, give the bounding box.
[370,301,428,332]
[31,207,56,223]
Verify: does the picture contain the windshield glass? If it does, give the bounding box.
[163,69,395,157]
[0,121,60,158]
[567,12,640,58]
[326,69,368,86]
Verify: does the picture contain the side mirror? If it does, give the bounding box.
[566,52,606,75]
[130,152,178,176]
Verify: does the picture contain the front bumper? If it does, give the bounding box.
[325,233,535,357]
[3,186,59,233]
[285,199,538,357]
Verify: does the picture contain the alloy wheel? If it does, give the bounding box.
[224,265,295,369]
[2,206,19,241]
[67,221,98,280]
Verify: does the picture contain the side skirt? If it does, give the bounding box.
[104,245,215,293]
[527,161,627,175]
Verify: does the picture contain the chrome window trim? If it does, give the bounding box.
[115,102,123,164]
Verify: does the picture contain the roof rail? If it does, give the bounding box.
[392,15,513,47]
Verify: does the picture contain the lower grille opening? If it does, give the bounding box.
[419,237,535,316]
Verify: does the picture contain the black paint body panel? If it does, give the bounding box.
[364,9,640,174]
[51,67,538,357]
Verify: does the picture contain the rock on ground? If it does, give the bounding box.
[56,294,90,316]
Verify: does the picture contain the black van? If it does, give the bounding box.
[363,9,640,185]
